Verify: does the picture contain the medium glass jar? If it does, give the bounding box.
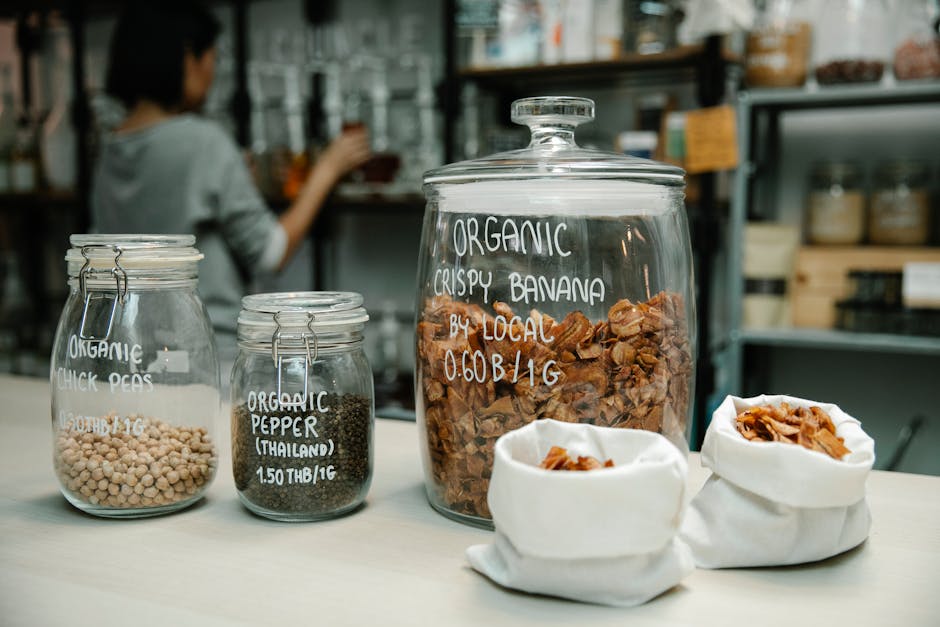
[893,0,940,80]
[807,161,866,245]
[231,292,374,521]
[745,0,812,88]
[416,97,696,527]
[814,0,890,84]
[50,235,220,518]
[869,161,930,246]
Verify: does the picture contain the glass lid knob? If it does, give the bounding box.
[511,96,595,148]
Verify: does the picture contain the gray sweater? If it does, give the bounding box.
[91,115,281,354]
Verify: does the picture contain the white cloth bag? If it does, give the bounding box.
[467,419,694,607]
[680,394,876,569]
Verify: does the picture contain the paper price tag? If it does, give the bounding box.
[684,105,739,174]
[903,262,940,309]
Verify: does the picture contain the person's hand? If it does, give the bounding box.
[316,127,372,184]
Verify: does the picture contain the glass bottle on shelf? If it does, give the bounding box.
[0,64,16,193]
[40,17,76,191]
[814,0,891,84]
[10,114,39,193]
[281,64,309,202]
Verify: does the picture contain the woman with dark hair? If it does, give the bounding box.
[92,1,371,365]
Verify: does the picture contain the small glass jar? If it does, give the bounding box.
[807,161,866,245]
[869,161,930,246]
[745,0,812,88]
[814,0,890,84]
[626,0,678,55]
[50,235,220,518]
[893,0,940,80]
[231,292,374,521]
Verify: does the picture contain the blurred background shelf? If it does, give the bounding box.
[742,79,940,110]
[739,327,940,356]
[459,43,742,86]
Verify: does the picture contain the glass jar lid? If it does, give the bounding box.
[237,292,369,339]
[423,96,684,187]
[65,234,203,276]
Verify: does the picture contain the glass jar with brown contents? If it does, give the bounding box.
[416,97,695,527]
[807,161,866,245]
[869,161,931,246]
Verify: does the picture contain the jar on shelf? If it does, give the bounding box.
[416,96,695,527]
[807,161,866,245]
[231,292,374,521]
[745,0,812,88]
[50,235,220,518]
[627,0,679,55]
[814,0,890,84]
[869,161,931,246]
[893,0,940,80]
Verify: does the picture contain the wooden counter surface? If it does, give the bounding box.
[0,375,937,626]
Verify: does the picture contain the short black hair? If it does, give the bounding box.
[106,0,221,109]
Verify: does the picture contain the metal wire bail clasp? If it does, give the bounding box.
[78,245,128,341]
[272,311,318,402]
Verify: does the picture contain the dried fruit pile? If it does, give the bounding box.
[539,445,614,471]
[735,403,852,460]
[418,291,691,518]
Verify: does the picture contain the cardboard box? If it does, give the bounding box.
[791,246,940,328]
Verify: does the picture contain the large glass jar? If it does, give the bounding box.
[231,292,374,521]
[814,0,890,84]
[415,97,696,527]
[50,235,220,518]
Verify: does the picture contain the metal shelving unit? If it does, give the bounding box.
[725,80,940,393]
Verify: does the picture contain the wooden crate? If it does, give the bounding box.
[791,246,940,328]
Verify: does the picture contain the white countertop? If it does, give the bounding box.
[1,374,937,626]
